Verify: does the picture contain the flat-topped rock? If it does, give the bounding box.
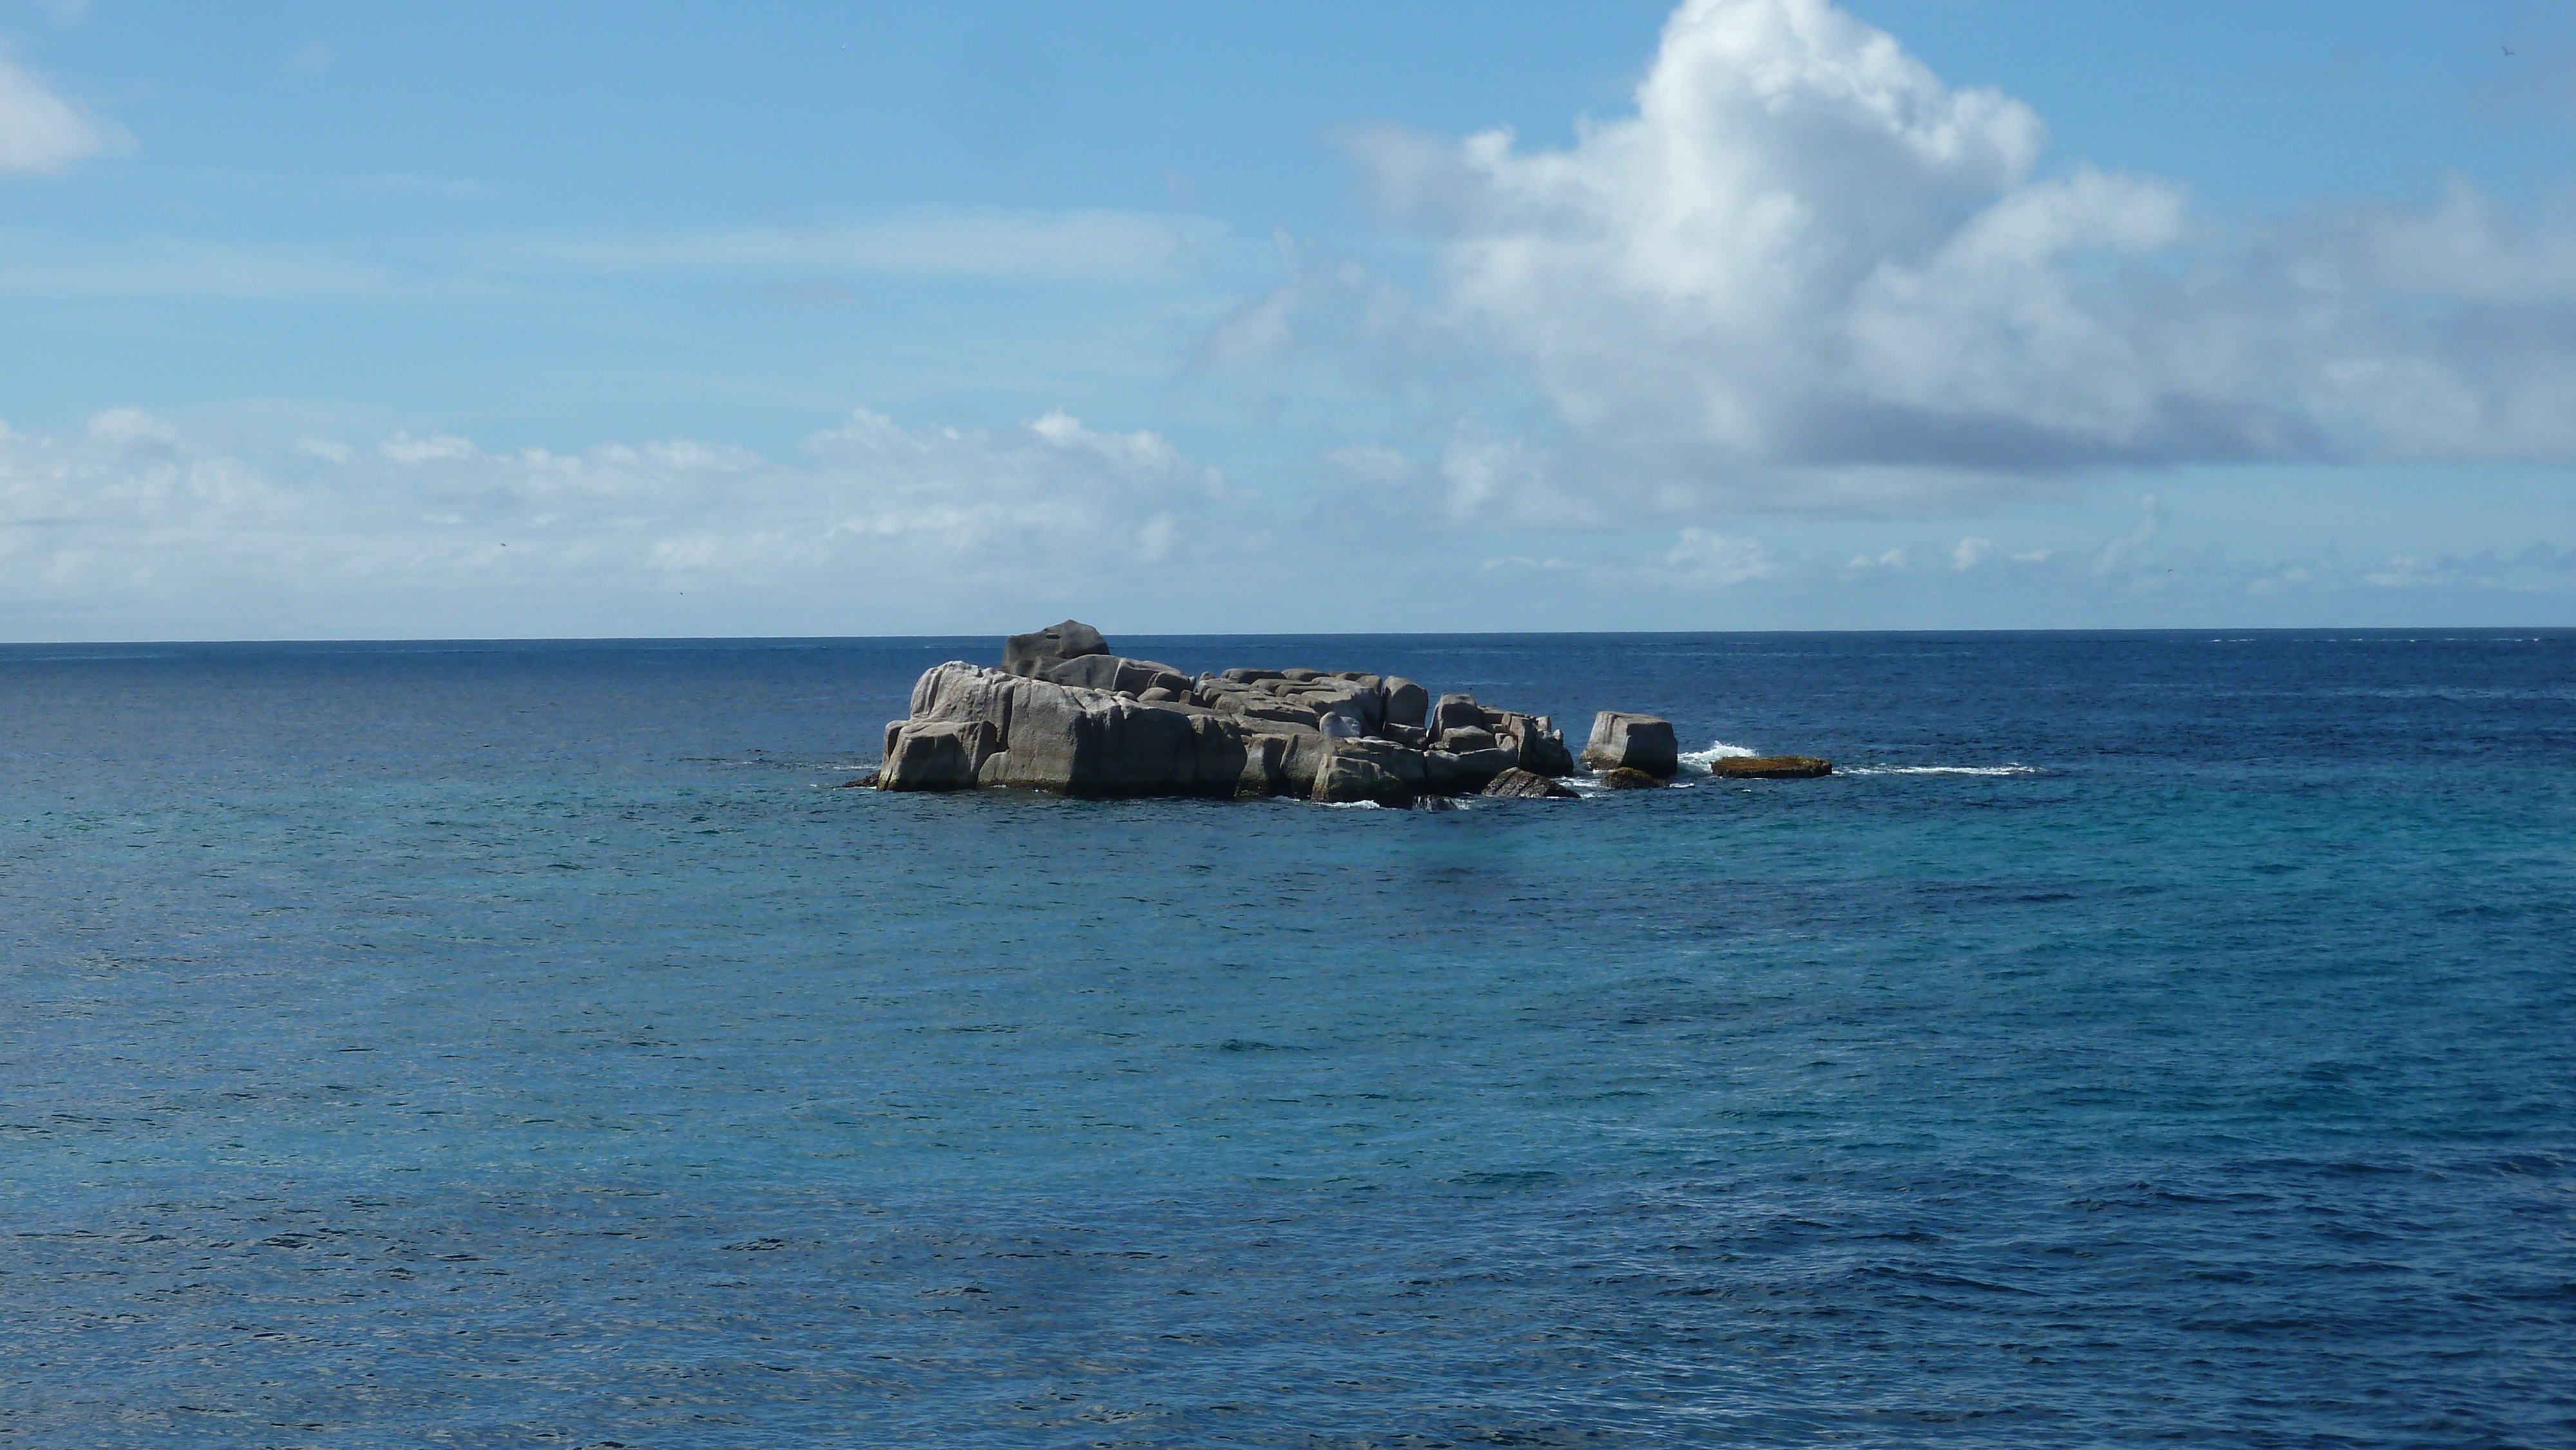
[1716,755,1833,778]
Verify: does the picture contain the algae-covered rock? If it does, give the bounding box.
[1716,755,1833,779]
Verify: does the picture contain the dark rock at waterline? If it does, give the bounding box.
[1717,755,1834,778]
[1598,766,1667,790]
[835,771,880,789]
[1311,753,1413,806]
[1582,711,1679,779]
[1481,767,1578,799]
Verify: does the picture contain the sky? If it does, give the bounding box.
[3,0,2573,639]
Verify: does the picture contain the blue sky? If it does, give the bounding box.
[3,0,2573,638]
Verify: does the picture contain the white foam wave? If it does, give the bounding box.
[1676,739,1760,774]
[1840,764,2043,777]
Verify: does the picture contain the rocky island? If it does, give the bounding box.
[874,621,1826,805]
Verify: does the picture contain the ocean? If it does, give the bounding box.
[1,630,2570,1447]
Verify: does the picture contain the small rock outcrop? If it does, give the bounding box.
[1716,755,1834,778]
[878,621,1578,804]
[1582,711,1680,779]
[1598,766,1666,790]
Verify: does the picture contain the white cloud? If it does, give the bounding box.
[1438,429,1602,528]
[0,207,1231,300]
[1345,0,2576,512]
[0,45,109,174]
[0,237,420,299]
[2092,491,2165,576]
[0,407,1234,637]
[1950,535,1994,569]
[6,405,2570,637]
[502,208,1231,287]
[1665,527,1783,584]
[1323,443,1419,483]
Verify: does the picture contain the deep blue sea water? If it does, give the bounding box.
[2,631,2570,1449]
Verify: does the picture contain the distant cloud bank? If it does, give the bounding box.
[4,407,2568,639]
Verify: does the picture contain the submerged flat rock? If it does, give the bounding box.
[1717,755,1833,778]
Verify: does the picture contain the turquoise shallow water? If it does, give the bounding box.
[2,631,2571,1447]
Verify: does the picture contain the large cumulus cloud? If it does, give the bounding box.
[1349,0,2576,507]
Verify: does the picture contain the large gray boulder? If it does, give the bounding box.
[1274,731,1335,796]
[1002,619,1110,677]
[1446,746,1519,791]
[1420,749,1467,795]
[1432,693,1484,734]
[1238,734,1291,796]
[1231,698,1323,729]
[895,662,1244,798]
[1519,725,1578,778]
[1325,735,1428,790]
[1039,653,1192,697]
[1381,677,1429,729]
[879,718,998,791]
[1311,753,1412,806]
[1582,711,1679,779]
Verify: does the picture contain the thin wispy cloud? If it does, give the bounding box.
[498,209,1236,287]
[0,207,1239,300]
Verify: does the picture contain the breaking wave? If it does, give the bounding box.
[1677,740,1761,774]
[1840,764,2045,777]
